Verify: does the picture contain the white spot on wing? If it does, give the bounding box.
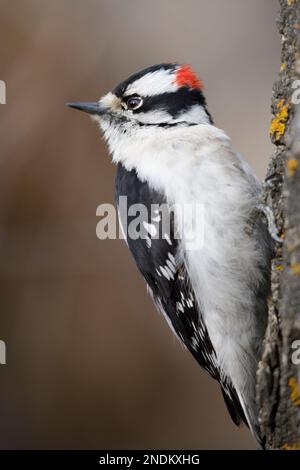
[168,253,176,264]
[166,259,176,273]
[165,266,174,280]
[160,266,170,280]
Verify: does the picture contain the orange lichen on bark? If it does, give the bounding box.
[287,158,298,176]
[280,63,287,72]
[270,99,289,142]
[282,442,300,450]
[291,263,300,275]
[288,377,300,406]
[275,264,284,271]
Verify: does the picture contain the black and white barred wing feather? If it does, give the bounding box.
[116,163,247,428]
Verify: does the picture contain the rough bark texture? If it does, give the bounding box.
[257,0,300,450]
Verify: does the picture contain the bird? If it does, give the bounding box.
[67,63,273,446]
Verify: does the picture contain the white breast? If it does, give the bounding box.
[109,123,264,396]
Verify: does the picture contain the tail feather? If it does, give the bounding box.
[235,388,264,448]
[221,382,264,448]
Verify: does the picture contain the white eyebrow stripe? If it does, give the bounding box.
[124,69,178,97]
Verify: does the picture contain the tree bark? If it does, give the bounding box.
[257,0,300,450]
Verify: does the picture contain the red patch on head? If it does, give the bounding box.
[175,65,203,90]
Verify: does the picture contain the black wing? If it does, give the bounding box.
[115,163,247,427]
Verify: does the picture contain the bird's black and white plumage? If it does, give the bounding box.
[68,63,273,446]
[116,162,247,428]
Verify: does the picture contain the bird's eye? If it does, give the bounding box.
[125,95,143,110]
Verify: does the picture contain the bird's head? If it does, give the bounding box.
[67,63,213,143]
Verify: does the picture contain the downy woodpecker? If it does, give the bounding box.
[68,63,273,445]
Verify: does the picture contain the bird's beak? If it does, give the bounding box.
[66,101,108,116]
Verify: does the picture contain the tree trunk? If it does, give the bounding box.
[257,0,300,450]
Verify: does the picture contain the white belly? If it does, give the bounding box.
[173,163,262,393]
[112,122,264,393]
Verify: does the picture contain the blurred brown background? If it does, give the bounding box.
[0,0,279,449]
